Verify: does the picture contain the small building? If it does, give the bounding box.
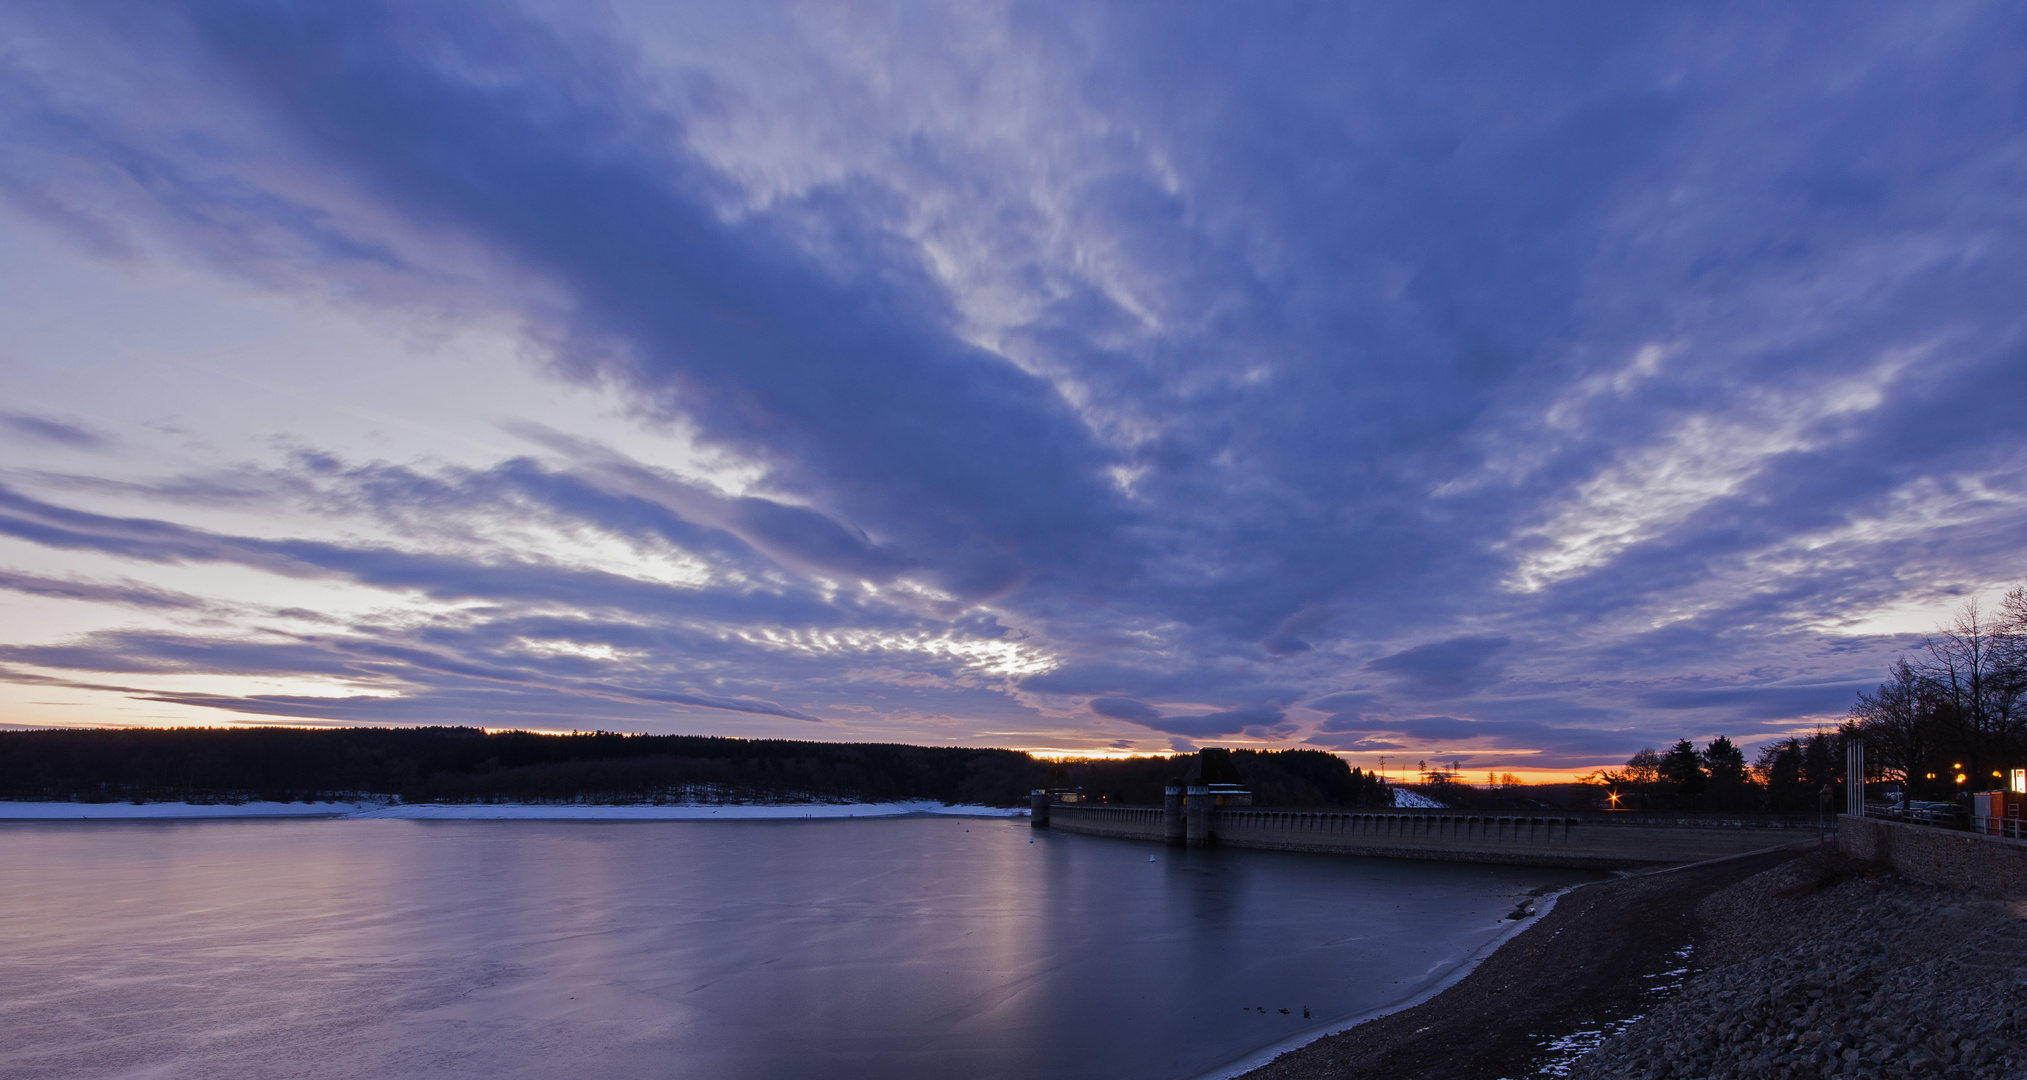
[1042,761,1084,803]
[1186,747,1252,806]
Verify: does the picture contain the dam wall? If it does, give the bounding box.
[1040,804,1168,842]
[1043,801,1818,870]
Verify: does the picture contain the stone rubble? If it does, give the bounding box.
[1563,852,2027,1080]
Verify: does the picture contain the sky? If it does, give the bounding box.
[0,1,2023,779]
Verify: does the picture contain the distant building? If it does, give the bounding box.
[1185,748,1251,806]
[1042,761,1084,803]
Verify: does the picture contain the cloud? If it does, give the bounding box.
[1304,713,1636,768]
[0,571,206,610]
[0,2,2021,757]
[1364,636,1513,696]
[1305,691,1381,715]
[1262,603,1336,655]
[1089,697,1161,723]
[1640,681,1870,720]
[0,412,109,449]
[1090,700,1287,739]
[0,628,825,723]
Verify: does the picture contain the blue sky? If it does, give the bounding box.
[1,1,2022,775]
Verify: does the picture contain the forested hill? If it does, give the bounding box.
[0,727,1390,808]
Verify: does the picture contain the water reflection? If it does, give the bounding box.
[0,817,1597,1080]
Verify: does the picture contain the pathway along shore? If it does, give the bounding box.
[1240,844,2027,1080]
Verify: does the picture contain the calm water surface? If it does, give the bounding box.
[0,817,1597,1079]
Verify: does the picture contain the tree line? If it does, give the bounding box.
[1584,585,2026,812]
[1588,732,1845,812]
[0,726,1392,809]
[1847,586,2027,800]
[1049,748,1394,808]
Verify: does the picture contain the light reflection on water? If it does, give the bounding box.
[0,817,1597,1080]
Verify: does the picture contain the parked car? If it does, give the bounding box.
[1907,800,1967,828]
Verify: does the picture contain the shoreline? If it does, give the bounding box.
[1196,877,1591,1080]
[1235,843,1812,1080]
[0,799,1026,821]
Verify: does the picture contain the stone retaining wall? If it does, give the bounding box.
[1836,813,2027,898]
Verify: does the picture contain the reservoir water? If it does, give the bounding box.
[0,816,1598,1079]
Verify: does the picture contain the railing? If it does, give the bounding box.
[1057,802,1825,829]
[1050,804,1163,825]
[1981,802,2025,840]
[1045,803,1166,837]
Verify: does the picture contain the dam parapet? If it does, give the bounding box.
[1040,801,1820,869]
[1029,749,1820,869]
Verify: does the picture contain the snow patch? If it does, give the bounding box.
[0,800,1026,821]
[345,801,1023,820]
[1392,788,1446,809]
[0,801,367,820]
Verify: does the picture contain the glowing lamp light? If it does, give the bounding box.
[1956,773,1968,785]
[2012,770,2025,795]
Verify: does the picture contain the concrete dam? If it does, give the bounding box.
[1030,785,1819,870]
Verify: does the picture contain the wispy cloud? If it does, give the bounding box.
[0,412,111,450]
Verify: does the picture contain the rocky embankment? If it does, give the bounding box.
[1566,851,2027,1080]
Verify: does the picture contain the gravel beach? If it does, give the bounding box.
[1564,847,2027,1080]
[1238,847,1802,1080]
[1239,843,2027,1080]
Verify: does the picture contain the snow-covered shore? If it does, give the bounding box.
[3,789,1439,820]
[0,800,1026,821]
[349,801,1025,820]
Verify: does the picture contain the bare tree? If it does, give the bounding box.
[1621,747,1662,786]
[2000,585,2027,675]
[1850,657,1945,797]
[1918,600,2027,783]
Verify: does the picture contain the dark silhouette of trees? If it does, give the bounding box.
[1701,736,1745,782]
[1591,737,1824,812]
[1602,747,1665,808]
[1056,748,1390,808]
[1756,738,1809,810]
[1848,588,2027,798]
[0,727,1048,806]
[1701,736,1750,809]
[0,729,1397,810]
[1802,730,1841,794]
[1850,658,1948,798]
[1921,602,2025,783]
[1621,748,1662,786]
[1660,740,1708,796]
